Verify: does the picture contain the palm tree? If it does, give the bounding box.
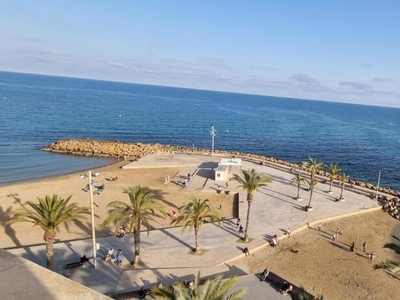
[305,178,319,210]
[230,168,272,242]
[338,173,349,200]
[172,197,221,254]
[101,186,165,266]
[328,163,341,193]
[151,272,247,300]
[292,173,306,200]
[302,158,324,210]
[7,195,88,269]
[374,260,400,274]
[374,242,400,276]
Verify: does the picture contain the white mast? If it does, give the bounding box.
[210,125,216,156]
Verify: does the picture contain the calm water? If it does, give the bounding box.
[1,71,399,190]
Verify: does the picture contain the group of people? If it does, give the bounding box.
[105,248,123,266]
[332,227,344,240]
[326,226,374,260]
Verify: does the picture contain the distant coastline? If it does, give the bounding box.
[43,139,399,197]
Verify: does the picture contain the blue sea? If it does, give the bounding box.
[0,71,399,190]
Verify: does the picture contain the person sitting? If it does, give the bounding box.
[80,255,89,262]
[281,281,293,295]
[243,247,250,257]
[116,226,126,238]
[271,234,277,246]
[105,253,112,263]
[261,268,270,281]
[82,184,90,192]
[108,248,114,258]
[236,218,241,229]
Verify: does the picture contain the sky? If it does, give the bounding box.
[1,1,400,107]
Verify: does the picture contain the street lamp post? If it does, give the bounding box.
[88,171,97,269]
[210,125,216,156]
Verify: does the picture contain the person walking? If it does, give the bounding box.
[362,241,367,252]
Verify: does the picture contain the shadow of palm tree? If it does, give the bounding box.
[384,243,400,254]
[0,206,22,247]
[258,188,304,210]
[159,227,193,251]
[149,187,178,208]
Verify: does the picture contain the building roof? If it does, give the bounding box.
[0,249,111,300]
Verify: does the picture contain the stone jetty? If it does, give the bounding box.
[42,139,398,197]
[382,197,400,219]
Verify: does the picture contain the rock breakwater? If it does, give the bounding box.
[43,139,398,197]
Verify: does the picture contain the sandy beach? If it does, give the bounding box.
[234,210,400,299]
[0,158,234,249]
[1,153,399,299]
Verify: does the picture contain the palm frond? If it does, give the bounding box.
[230,168,271,193]
[374,259,400,274]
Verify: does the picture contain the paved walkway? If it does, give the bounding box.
[7,154,380,298]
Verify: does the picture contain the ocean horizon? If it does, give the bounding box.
[1,71,399,190]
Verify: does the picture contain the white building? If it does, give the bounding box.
[214,158,242,181]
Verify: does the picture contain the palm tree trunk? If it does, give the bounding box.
[133,226,141,266]
[307,187,314,209]
[297,183,301,199]
[307,173,314,209]
[244,193,253,242]
[194,225,200,253]
[329,178,333,193]
[45,237,54,269]
[44,230,56,270]
[340,182,344,199]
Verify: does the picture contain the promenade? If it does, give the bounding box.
[7,154,380,298]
